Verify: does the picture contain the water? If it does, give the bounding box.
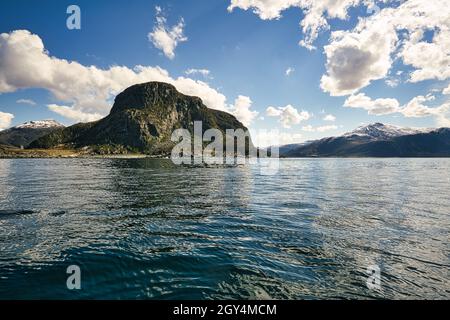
[0,158,449,300]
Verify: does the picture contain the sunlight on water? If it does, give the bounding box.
[0,158,449,299]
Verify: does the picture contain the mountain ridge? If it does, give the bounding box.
[342,122,432,140]
[0,120,64,148]
[30,82,253,155]
[279,123,450,157]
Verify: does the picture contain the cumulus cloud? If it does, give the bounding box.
[344,92,450,125]
[228,1,450,95]
[443,85,450,95]
[266,104,311,128]
[230,95,259,127]
[302,124,338,132]
[285,67,294,76]
[228,0,369,49]
[344,93,400,115]
[16,99,36,106]
[401,27,450,83]
[401,96,450,128]
[321,22,397,96]
[385,78,400,88]
[0,30,246,123]
[47,104,103,122]
[228,0,300,20]
[148,6,187,59]
[323,114,336,121]
[321,0,450,96]
[401,95,448,118]
[0,111,14,130]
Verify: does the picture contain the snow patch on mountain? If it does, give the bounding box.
[343,123,431,140]
[15,120,64,129]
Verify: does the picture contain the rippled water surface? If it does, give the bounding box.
[0,158,449,299]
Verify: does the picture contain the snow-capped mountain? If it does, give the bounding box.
[279,123,450,157]
[343,123,431,141]
[15,120,64,129]
[0,120,65,148]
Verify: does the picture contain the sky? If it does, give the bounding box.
[0,0,449,146]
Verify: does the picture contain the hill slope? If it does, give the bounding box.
[31,82,252,155]
[281,124,450,157]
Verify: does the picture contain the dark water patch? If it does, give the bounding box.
[0,209,36,219]
[280,202,320,209]
[48,210,67,217]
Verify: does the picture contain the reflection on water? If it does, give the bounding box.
[0,158,449,299]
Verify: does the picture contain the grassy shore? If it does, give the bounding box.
[0,146,149,159]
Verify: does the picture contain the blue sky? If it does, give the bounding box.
[0,0,449,146]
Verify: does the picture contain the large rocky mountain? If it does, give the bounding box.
[30,82,252,155]
[280,123,450,157]
[0,120,64,148]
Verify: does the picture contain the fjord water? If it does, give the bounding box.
[0,158,448,299]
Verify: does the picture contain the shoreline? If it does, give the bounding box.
[2,147,450,160]
[0,147,158,159]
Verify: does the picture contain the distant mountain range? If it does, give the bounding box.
[0,120,64,148]
[1,84,449,158]
[278,123,450,157]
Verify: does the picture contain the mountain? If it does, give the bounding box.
[30,82,253,155]
[267,142,312,155]
[0,120,64,148]
[15,120,64,129]
[342,123,430,141]
[281,123,450,157]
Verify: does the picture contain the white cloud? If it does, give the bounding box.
[285,67,294,76]
[251,129,303,147]
[47,104,103,123]
[148,7,187,59]
[230,95,259,127]
[323,114,336,121]
[302,124,338,132]
[266,106,282,117]
[344,93,400,115]
[401,27,450,83]
[401,95,448,118]
[228,0,369,48]
[321,0,450,96]
[321,20,397,96]
[266,104,311,128]
[298,40,316,51]
[185,69,211,78]
[228,0,300,20]
[0,111,14,130]
[0,30,242,123]
[401,96,450,127]
[16,99,36,106]
[385,78,400,88]
[344,92,450,125]
[228,1,450,95]
[442,84,450,95]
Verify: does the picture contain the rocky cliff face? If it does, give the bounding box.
[31,82,252,155]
